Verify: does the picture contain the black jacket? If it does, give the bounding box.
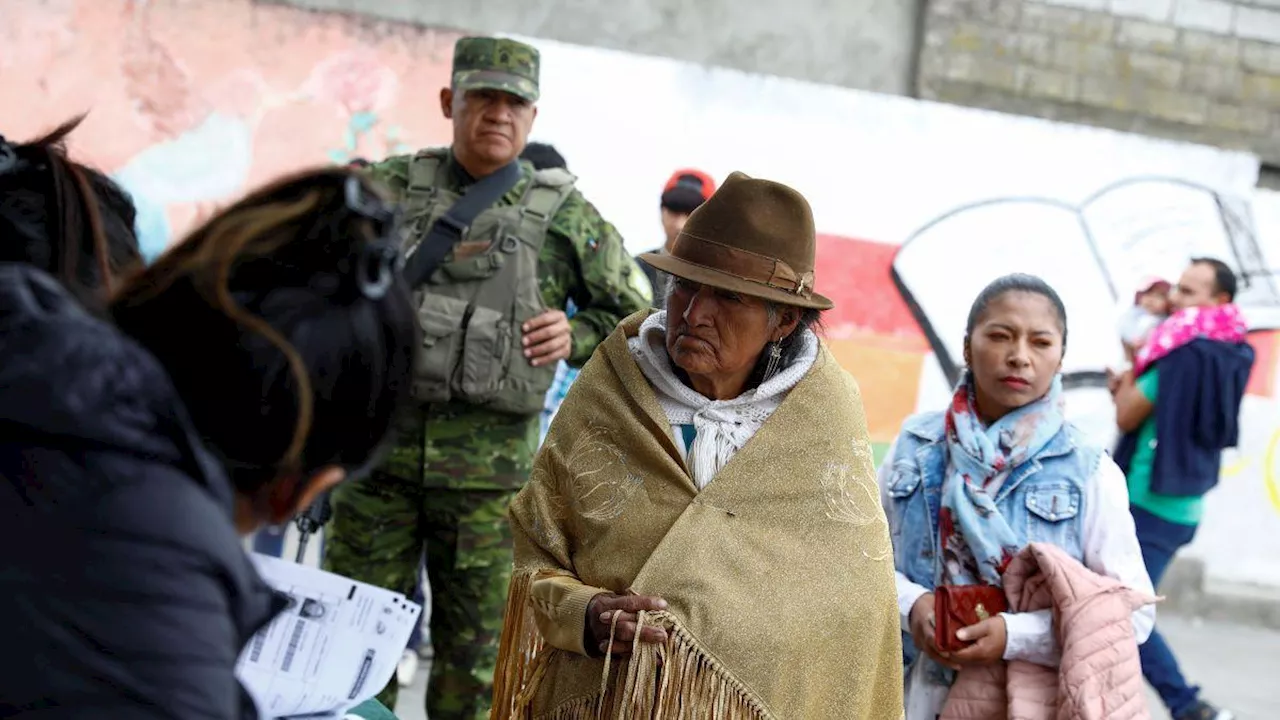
[0,264,284,718]
[1113,338,1255,498]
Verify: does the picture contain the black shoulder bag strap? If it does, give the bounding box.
[401,160,522,288]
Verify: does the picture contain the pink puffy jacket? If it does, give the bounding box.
[941,542,1159,720]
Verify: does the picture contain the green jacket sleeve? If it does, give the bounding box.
[543,189,653,367]
[363,155,412,203]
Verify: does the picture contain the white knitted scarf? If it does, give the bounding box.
[628,311,818,490]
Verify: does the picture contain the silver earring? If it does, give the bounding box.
[763,341,782,380]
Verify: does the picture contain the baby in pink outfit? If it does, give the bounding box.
[1118,276,1171,364]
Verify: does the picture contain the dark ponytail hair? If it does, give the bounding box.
[965,273,1069,350]
[110,168,418,496]
[0,115,141,308]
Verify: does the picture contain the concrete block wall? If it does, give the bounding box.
[268,0,923,96]
[918,0,1280,167]
[277,0,1280,174]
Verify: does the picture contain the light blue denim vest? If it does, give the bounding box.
[884,410,1100,670]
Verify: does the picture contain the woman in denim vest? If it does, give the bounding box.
[879,274,1156,719]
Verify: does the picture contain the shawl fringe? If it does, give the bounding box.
[492,571,546,719]
[491,572,774,720]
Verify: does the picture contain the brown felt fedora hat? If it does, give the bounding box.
[640,171,833,310]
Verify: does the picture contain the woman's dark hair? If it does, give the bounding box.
[0,116,141,307]
[110,168,419,498]
[965,273,1068,350]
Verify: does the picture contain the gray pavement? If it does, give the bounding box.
[393,614,1280,719]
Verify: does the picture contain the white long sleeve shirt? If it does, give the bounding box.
[877,440,1156,719]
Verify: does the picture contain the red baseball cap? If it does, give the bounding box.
[661,169,716,214]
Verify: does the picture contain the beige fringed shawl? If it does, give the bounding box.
[491,312,904,720]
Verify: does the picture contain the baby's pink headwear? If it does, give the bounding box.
[1134,276,1171,304]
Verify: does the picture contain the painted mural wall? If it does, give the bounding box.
[4,0,1279,589]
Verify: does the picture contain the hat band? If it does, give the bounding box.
[672,234,815,297]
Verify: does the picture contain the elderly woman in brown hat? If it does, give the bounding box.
[490,172,903,720]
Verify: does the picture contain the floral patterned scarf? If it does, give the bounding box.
[939,373,1065,586]
[1133,303,1248,377]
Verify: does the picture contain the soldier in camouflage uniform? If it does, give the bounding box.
[323,36,652,720]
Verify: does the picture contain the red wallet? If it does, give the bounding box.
[934,584,1009,653]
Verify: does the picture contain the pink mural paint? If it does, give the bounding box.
[308,50,400,117]
[0,0,457,256]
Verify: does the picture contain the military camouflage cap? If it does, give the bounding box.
[452,36,540,103]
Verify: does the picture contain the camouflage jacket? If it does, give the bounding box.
[367,149,652,368]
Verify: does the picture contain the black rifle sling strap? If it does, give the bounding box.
[401,160,523,289]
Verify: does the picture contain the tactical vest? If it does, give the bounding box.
[401,151,576,416]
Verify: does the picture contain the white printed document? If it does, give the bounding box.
[236,553,422,719]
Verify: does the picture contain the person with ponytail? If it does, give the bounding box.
[0,116,142,307]
[0,168,418,718]
[882,274,1156,720]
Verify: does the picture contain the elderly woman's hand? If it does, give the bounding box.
[586,592,669,656]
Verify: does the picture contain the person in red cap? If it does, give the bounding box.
[637,169,716,307]
[1118,276,1172,363]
